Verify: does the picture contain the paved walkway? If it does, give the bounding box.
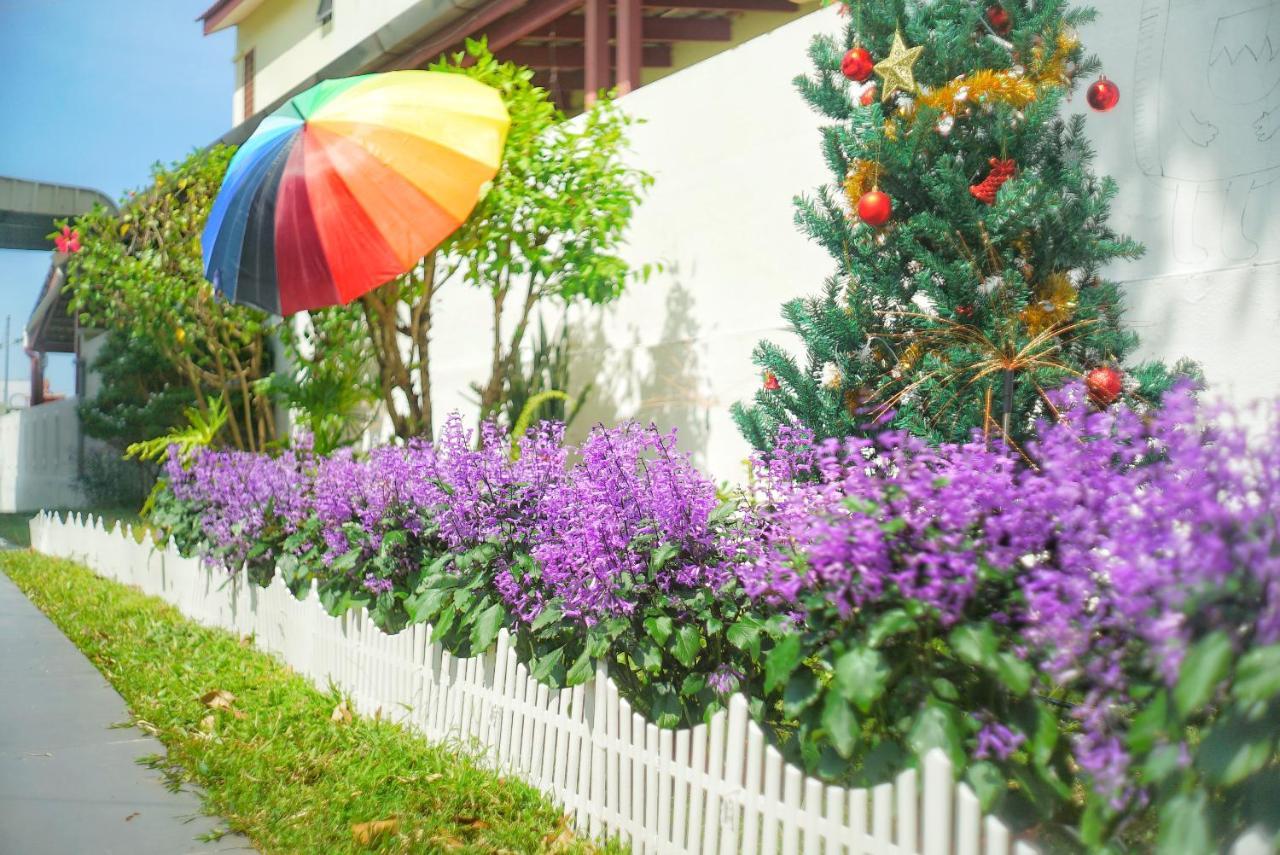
[0,572,255,854]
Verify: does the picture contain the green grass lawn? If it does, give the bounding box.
[0,506,144,548]
[2,551,613,854]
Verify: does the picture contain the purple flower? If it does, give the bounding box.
[974,718,1025,761]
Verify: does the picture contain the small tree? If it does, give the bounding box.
[733,0,1191,449]
[314,42,652,441]
[444,44,652,428]
[64,147,278,451]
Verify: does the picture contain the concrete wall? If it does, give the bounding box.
[418,2,1280,481]
[0,399,85,513]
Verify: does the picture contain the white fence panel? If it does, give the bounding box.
[29,512,1096,854]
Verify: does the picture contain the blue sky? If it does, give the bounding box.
[0,1,233,397]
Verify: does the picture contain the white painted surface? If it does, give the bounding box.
[417,3,1280,480]
[0,400,85,512]
[32,512,1028,855]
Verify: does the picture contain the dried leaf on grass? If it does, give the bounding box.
[351,818,398,845]
[200,689,245,718]
[542,814,579,853]
[331,701,353,723]
[429,835,467,851]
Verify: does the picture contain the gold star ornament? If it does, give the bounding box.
[874,30,924,100]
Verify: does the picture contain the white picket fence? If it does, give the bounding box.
[26,512,1275,855]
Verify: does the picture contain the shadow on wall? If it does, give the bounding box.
[0,400,88,513]
[568,278,714,467]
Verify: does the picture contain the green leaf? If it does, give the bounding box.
[1196,714,1274,786]
[991,652,1033,696]
[644,615,673,646]
[782,670,820,718]
[1174,631,1232,719]
[671,624,702,669]
[821,692,859,759]
[404,586,450,624]
[680,673,707,696]
[907,702,964,768]
[1028,704,1059,768]
[529,602,562,633]
[1126,690,1169,754]
[1157,792,1211,855]
[965,761,1005,811]
[833,647,889,713]
[431,604,458,642]
[565,648,594,686]
[868,609,915,648]
[531,646,565,684]
[469,602,506,653]
[649,689,682,729]
[1234,644,1280,703]
[764,633,802,694]
[727,616,764,653]
[949,623,997,665]
[648,543,680,574]
[640,644,663,674]
[1142,744,1184,784]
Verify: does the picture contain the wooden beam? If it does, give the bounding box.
[644,0,797,10]
[379,0,528,70]
[525,14,731,42]
[480,0,585,53]
[584,0,610,103]
[531,69,587,91]
[497,43,672,68]
[616,0,643,94]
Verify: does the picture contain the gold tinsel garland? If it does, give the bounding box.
[917,30,1079,114]
[1021,272,1078,335]
[844,159,880,203]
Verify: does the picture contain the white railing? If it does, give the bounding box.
[47,511,1274,855]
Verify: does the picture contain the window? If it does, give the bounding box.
[243,48,255,118]
[317,0,333,26]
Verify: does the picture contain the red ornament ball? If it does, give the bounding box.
[1086,77,1120,112]
[1086,366,1124,405]
[841,46,874,82]
[955,305,974,319]
[859,84,878,106]
[763,371,781,391]
[985,4,1012,36]
[857,189,893,227]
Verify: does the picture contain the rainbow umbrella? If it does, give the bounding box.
[202,71,509,316]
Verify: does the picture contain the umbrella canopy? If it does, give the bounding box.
[202,71,509,316]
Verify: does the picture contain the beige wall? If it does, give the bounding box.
[231,0,427,124]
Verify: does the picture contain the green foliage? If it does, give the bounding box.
[436,40,652,427]
[1108,640,1280,854]
[127,395,228,464]
[79,451,154,510]
[500,316,591,437]
[404,499,749,729]
[61,146,278,452]
[734,0,1193,448]
[78,331,193,449]
[273,305,378,455]
[1,551,612,854]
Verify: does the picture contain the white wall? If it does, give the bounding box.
[0,399,86,513]
[422,2,1279,481]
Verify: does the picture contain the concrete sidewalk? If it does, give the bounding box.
[0,572,255,854]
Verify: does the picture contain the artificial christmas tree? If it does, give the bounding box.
[734,0,1193,449]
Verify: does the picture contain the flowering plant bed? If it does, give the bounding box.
[149,385,1280,852]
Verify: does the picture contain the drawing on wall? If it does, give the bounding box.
[1133,0,1280,264]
